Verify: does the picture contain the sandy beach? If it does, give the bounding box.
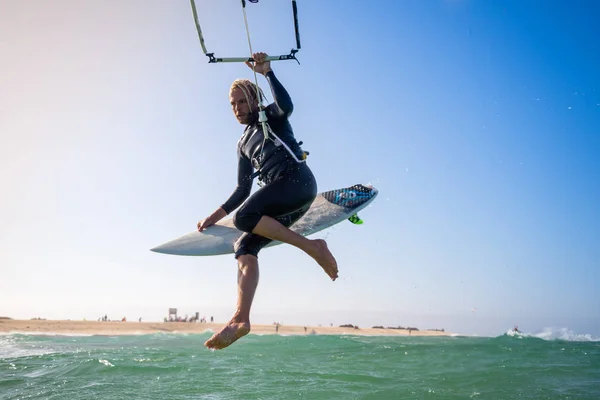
[0,319,451,337]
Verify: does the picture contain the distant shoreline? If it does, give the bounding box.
[0,319,452,337]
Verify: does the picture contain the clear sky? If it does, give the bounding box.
[1,0,598,337]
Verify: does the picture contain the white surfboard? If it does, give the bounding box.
[151,184,378,256]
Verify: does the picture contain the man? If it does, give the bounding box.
[197,52,338,350]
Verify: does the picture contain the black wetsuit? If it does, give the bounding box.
[220,71,317,258]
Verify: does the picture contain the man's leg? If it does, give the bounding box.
[252,216,338,281]
[233,167,338,281]
[204,254,258,350]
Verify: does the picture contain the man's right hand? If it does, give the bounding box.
[197,208,227,232]
[197,217,214,232]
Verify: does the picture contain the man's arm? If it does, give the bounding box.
[220,152,254,214]
[244,53,293,118]
[198,150,253,232]
[265,70,293,118]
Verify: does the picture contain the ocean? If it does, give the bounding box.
[1,330,598,399]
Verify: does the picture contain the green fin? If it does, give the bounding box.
[348,213,363,225]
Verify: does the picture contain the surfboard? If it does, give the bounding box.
[151,183,378,256]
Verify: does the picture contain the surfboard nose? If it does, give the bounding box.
[150,225,239,256]
[150,245,169,254]
[150,243,185,255]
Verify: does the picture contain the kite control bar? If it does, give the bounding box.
[190,0,301,64]
[204,50,299,64]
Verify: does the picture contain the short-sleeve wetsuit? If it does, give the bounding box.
[220,71,318,259]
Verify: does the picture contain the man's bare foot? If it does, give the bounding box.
[204,320,250,350]
[307,239,338,280]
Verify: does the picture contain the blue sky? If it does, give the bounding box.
[1,0,598,337]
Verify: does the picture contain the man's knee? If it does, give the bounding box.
[233,210,261,233]
[234,232,272,259]
[234,236,260,259]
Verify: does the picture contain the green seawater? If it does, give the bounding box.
[1,332,599,399]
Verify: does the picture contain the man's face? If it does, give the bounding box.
[230,87,256,125]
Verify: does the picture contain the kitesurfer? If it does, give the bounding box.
[197,52,338,350]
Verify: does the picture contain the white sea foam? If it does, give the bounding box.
[0,331,94,337]
[0,336,57,359]
[506,327,600,342]
[533,327,600,342]
[98,359,114,367]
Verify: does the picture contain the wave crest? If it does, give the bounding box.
[503,327,600,342]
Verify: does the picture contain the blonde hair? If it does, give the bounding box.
[229,79,267,111]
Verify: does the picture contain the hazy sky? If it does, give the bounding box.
[1,0,598,337]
